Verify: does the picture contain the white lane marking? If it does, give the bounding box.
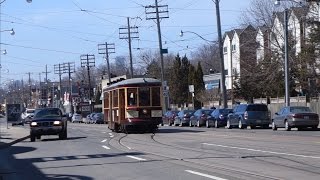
[185,170,228,180]
[102,132,106,133]
[101,139,107,143]
[202,143,320,159]
[110,135,114,138]
[109,133,113,136]
[102,145,110,150]
[126,155,146,161]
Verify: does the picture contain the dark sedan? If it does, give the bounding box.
[189,109,214,127]
[208,108,233,128]
[272,106,319,131]
[30,108,67,142]
[173,110,195,126]
[162,110,179,126]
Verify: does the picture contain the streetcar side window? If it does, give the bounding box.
[152,87,161,106]
[139,87,150,106]
[104,92,109,108]
[113,90,118,107]
[127,88,137,106]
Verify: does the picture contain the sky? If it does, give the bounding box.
[0,0,252,83]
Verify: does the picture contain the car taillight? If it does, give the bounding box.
[244,111,248,120]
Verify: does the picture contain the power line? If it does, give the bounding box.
[1,43,83,55]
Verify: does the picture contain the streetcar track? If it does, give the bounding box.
[114,132,282,180]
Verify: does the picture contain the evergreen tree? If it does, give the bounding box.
[193,62,205,108]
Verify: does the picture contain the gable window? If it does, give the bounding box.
[232,44,236,51]
[223,47,228,53]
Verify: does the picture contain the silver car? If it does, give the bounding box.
[272,106,319,131]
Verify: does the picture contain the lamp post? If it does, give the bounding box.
[179,30,216,43]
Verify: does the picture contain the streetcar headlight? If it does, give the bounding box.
[142,109,148,114]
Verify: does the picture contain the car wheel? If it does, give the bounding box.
[214,120,219,128]
[272,121,277,131]
[197,120,200,127]
[284,121,291,131]
[250,125,256,129]
[30,135,35,142]
[226,120,232,129]
[206,120,210,128]
[311,126,318,130]
[36,135,41,139]
[239,120,244,129]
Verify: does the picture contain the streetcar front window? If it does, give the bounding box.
[127,88,137,106]
[139,87,150,106]
[104,92,109,108]
[152,87,161,106]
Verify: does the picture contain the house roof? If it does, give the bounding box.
[223,30,234,40]
[290,6,308,20]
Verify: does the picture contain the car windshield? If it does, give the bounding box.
[34,109,61,118]
[220,109,233,115]
[290,107,312,113]
[247,105,268,111]
[203,110,213,115]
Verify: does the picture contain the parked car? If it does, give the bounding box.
[162,110,179,126]
[72,113,82,123]
[86,113,96,124]
[29,108,67,142]
[92,113,104,124]
[272,106,319,131]
[173,110,195,126]
[227,104,270,129]
[189,109,214,127]
[207,108,233,128]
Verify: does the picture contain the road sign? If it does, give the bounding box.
[163,90,169,97]
[189,85,194,93]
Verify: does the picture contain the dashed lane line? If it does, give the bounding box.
[126,155,146,161]
[202,143,320,159]
[101,139,108,143]
[185,170,228,180]
[102,145,110,150]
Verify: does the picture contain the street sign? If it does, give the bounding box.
[163,91,169,97]
[189,85,194,93]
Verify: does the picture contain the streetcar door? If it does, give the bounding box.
[119,89,125,123]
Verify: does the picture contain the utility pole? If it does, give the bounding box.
[42,65,50,107]
[284,9,290,106]
[145,0,169,111]
[62,62,75,113]
[54,63,64,107]
[80,54,95,113]
[98,42,115,85]
[119,17,139,78]
[214,0,228,108]
[27,72,32,107]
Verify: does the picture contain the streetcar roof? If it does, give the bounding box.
[103,78,161,90]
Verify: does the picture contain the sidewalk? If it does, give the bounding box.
[0,118,30,149]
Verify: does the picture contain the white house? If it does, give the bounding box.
[223,25,256,90]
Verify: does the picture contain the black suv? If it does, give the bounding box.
[30,108,67,142]
[227,104,270,129]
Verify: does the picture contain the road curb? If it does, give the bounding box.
[0,135,30,150]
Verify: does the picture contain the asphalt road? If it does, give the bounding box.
[2,122,320,180]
